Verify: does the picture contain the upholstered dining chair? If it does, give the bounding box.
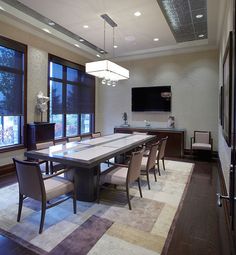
[92,132,101,138]
[35,140,54,174]
[191,131,213,157]
[141,142,159,189]
[13,158,77,234]
[67,136,81,142]
[97,148,145,210]
[156,137,168,176]
[54,137,67,145]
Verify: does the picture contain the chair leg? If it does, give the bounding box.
[73,191,77,214]
[126,184,132,210]
[45,162,49,175]
[96,169,101,204]
[153,166,157,182]
[39,201,46,234]
[162,158,165,171]
[137,178,142,198]
[17,193,24,222]
[157,161,161,176]
[146,171,151,190]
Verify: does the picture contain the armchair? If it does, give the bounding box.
[13,158,77,233]
[191,131,213,155]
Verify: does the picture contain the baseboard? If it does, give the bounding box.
[0,163,15,177]
[184,149,218,158]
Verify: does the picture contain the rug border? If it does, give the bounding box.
[160,162,195,255]
[0,227,47,255]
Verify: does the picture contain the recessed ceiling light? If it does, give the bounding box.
[100,50,104,53]
[42,28,51,34]
[74,44,80,48]
[198,34,204,38]
[79,39,84,42]
[196,14,203,19]
[153,38,159,41]
[134,11,141,17]
[96,54,101,58]
[48,21,55,26]
[0,6,5,11]
[113,45,118,48]
[83,25,89,29]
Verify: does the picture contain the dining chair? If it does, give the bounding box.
[140,142,159,189]
[92,132,101,138]
[54,137,67,145]
[13,158,77,234]
[35,140,54,174]
[97,148,145,210]
[156,137,168,176]
[67,136,81,142]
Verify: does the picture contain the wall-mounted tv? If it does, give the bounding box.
[132,86,171,112]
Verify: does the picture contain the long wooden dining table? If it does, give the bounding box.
[25,133,155,201]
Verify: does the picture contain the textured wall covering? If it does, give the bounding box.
[27,47,48,122]
[96,50,219,150]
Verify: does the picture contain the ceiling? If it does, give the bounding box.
[0,0,224,60]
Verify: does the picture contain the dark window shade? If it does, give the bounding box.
[50,81,64,114]
[79,73,95,113]
[66,83,80,114]
[0,71,23,116]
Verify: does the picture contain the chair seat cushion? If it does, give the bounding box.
[192,143,211,150]
[101,167,128,185]
[44,176,74,201]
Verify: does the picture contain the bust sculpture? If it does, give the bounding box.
[36,91,49,122]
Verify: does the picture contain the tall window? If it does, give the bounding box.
[48,55,95,139]
[0,36,26,149]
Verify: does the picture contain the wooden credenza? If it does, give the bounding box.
[27,122,55,150]
[114,126,185,158]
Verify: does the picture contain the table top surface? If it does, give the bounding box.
[25,133,154,168]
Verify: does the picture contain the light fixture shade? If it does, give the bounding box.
[86,60,129,81]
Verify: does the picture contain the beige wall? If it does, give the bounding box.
[96,50,219,150]
[218,0,233,193]
[0,18,91,166]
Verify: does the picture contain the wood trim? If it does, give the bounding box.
[0,163,15,177]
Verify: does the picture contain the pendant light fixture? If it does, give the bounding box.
[85,14,129,86]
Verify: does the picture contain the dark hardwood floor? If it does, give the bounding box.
[0,158,233,255]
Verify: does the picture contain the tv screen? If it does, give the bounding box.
[132,86,171,112]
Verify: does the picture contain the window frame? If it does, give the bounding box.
[0,35,27,152]
[48,54,95,140]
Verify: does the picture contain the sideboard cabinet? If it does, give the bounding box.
[27,122,55,150]
[114,126,185,158]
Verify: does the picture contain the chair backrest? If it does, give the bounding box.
[92,132,101,138]
[158,137,168,160]
[67,136,81,142]
[146,142,159,171]
[36,140,54,150]
[13,158,45,201]
[127,148,145,183]
[132,131,148,135]
[194,131,210,144]
[54,138,67,145]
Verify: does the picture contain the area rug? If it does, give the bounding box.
[0,160,194,255]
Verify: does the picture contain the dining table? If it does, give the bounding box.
[25,133,155,201]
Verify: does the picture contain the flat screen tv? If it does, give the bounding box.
[132,86,171,112]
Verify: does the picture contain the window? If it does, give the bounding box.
[0,36,27,149]
[48,55,95,139]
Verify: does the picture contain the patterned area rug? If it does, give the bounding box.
[0,160,194,255]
